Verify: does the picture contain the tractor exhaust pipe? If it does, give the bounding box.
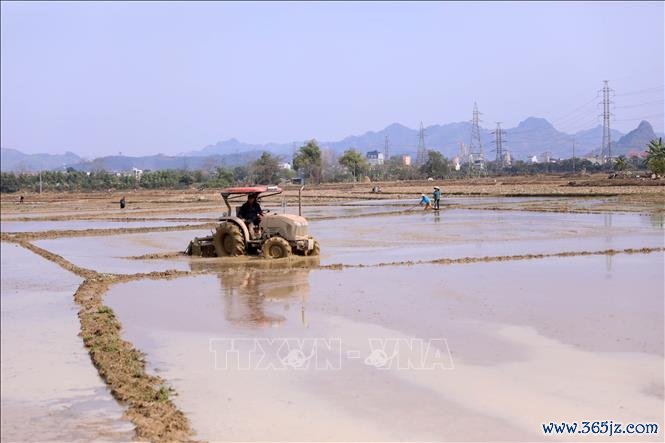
[299,185,304,216]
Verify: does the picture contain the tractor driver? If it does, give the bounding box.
[238,192,264,227]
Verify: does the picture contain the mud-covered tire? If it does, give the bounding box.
[186,240,199,256]
[262,236,292,259]
[306,240,320,256]
[213,223,245,257]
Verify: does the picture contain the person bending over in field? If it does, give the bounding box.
[419,193,431,210]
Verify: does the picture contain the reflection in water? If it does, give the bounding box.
[218,269,311,327]
[604,214,613,245]
[603,214,613,228]
[190,258,317,328]
[650,211,665,229]
[605,253,613,277]
[603,213,614,275]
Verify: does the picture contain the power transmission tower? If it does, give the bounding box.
[572,136,576,173]
[384,135,391,161]
[469,102,485,173]
[458,142,468,164]
[458,141,468,160]
[416,121,427,166]
[599,80,614,165]
[491,122,507,170]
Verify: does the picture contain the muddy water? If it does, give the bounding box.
[32,209,664,275]
[106,252,664,441]
[0,219,194,233]
[1,243,133,442]
[33,229,208,274]
[313,209,664,266]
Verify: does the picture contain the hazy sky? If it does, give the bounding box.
[2,1,663,157]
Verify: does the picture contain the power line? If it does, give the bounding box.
[614,113,664,122]
[614,85,664,97]
[557,116,602,134]
[614,99,664,109]
[550,95,599,124]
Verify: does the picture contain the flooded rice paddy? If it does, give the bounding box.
[1,195,663,441]
[105,253,664,441]
[0,243,134,442]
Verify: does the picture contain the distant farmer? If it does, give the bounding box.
[238,192,264,226]
[419,193,431,210]
[119,196,126,209]
[432,186,441,210]
[19,195,24,204]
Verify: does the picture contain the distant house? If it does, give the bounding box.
[132,167,143,181]
[278,162,292,170]
[366,150,385,166]
[401,155,412,166]
[530,153,554,164]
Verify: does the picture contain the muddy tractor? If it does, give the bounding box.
[186,186,319,259]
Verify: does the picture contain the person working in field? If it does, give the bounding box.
[419,193,431,210]
[238,192,264,227]
[432,186,441,210]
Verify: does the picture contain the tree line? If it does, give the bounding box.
[2,138,663,193]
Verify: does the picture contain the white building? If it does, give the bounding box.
[132,167,143,181]
[366,150,385,166]
[278,162,292,170]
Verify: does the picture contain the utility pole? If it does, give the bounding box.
[39,171,42,194]
[384,135,390,161]
[599,80,614,165]
[469,102,485,174]
[491,122,507,171]
[415,121,427,167]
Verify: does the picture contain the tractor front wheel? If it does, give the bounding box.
[213,223,245,257]
[306,240,320,256]
[262,236,292,259]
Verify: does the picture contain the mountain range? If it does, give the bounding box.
[2,118,661,172]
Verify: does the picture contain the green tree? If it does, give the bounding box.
[0,173,20,193]
[292,139,322,184]
[178,173,194,187]
[249,152,282,184]
[384,156,420,180]
[614,156,628,171]
[233,166,249,184]
[646,138,665,175]
[420,150,449,178]
[338,149,369,180]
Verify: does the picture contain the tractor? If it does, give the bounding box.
[186,186,319,259]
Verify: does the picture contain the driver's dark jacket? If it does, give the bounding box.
[238,201,263,224]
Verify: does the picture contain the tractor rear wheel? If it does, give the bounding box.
[262,236,292,259]
[213,223,245,257]
[306,240,320,256]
